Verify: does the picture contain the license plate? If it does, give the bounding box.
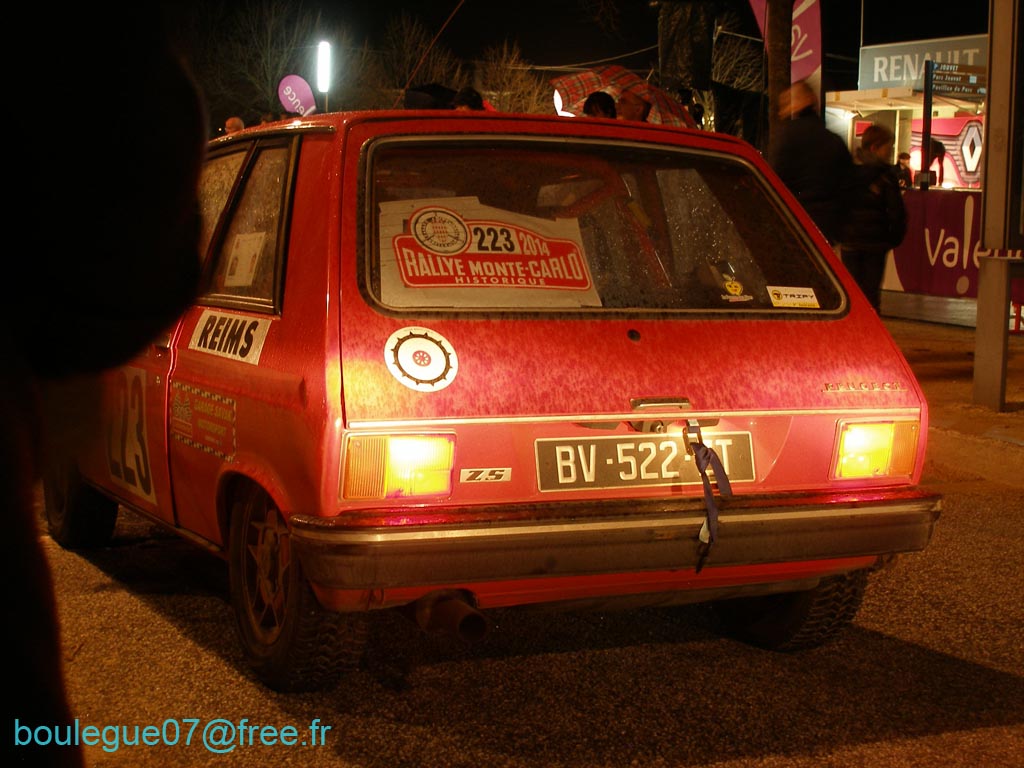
[535,433,754,492]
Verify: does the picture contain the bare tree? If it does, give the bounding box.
[162,3,235,123]
[165,1,328,124]
[223,0,323,113]
[687,4,766,131]
[358,12,468,109]
[325,41,387,111]
[711,14,764,93]
[476,42,552,114]
[578,0,625,34]
[165,1,678,123]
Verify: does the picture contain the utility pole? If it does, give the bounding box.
[766,0,794,138]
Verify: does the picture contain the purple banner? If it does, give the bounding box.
[890,189,1024,302]
[748,0,821,83]
[278,75,317,116]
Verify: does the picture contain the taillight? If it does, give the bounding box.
[832,420,919,479]
[342,434,455,499]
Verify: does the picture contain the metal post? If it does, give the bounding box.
[973,257,1024,410]
[920,60,934,190]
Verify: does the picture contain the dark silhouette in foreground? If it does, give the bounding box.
[5,7,206,766]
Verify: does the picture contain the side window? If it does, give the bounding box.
[197,151,246,261]
[204,146,290,309]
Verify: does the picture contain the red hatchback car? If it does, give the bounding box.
[45,111,941,691]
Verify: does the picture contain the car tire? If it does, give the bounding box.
[228,482,367,692]
[712,569,868,651]
[43,460,118,549]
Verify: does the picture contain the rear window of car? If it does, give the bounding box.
[366,137,845,315]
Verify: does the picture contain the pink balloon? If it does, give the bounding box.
[278,75,317,116]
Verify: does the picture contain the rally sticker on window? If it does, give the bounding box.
[398,205,590,289]
[767,286,820,308]
[378,198,602,309]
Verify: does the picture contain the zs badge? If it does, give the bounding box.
[460,468,511,483]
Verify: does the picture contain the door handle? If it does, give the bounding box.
[153,332,172,351]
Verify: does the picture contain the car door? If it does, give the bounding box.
[76,335,176,525]
[166,138,297,545]
[76,145,251,527]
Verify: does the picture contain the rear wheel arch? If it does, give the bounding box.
[226,478,366,692]
[216,472,253,547]
[215,464,298,548]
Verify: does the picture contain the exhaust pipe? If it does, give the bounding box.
[408,591,489,642]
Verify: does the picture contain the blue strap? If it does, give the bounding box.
[691,440,732,573]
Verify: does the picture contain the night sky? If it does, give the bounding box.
[165,1,990,97]
[332,0,989,91]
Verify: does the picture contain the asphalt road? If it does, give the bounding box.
[24,461,1024,768]
[23,320,1024,767]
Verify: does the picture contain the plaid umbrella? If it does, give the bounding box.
[550,65,696,128]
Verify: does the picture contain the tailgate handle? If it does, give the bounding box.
[628,397,719,433]
[630,397,691,411]
[629,397,691,432]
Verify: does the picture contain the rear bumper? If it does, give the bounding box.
[290,490,941,593]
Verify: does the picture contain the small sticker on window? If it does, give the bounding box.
[224,232,266,287]
[767,286,819,308]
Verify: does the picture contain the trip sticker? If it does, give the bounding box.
[395,205,591,290]
[767,286,820,308]
[385,327,458,392]
[169,383,237,460]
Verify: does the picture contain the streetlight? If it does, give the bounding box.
[317,41,331,112]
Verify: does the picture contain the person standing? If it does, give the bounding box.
[583,91,616,118]
[895,151,914,188]
[841,124,907,312]
[925,137,946,186]
[617,90,651,122]
[452,87,485,111]
[766,79,854,247]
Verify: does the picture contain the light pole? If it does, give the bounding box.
[317,41,331,112]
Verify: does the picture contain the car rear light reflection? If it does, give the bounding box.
[833,420,919,479]
[343,435,454,499]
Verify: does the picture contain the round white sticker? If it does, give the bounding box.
[384,327,459,392]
